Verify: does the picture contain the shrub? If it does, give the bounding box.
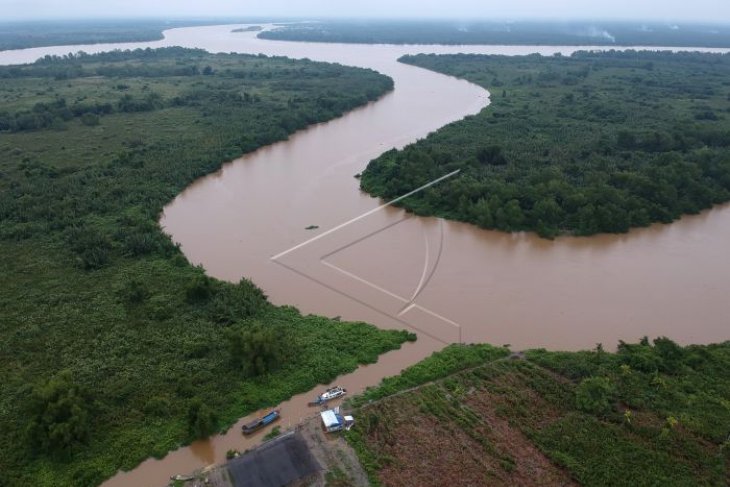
[185,274,213,303]
[187,399,217,439]
[575,376,615,415]
[26,370,93,453]
[226,323,284,377]
[80,112,99,126]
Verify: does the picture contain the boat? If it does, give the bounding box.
[241,409,280,435]
[309,386,347,406]
[170,474,195,481]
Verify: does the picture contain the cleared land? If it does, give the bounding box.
[346,342,730,486]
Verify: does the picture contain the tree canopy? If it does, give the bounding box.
[361,50,730,238]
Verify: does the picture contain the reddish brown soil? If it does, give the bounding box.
[362,374,577,487]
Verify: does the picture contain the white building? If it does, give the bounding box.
[320,408,355,433]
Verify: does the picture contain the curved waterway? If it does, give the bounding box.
[3,25,730,486]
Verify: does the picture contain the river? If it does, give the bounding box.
[2,24,729,487]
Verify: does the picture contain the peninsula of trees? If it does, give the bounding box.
[361,51,730,237]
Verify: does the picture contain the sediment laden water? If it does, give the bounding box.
[2,25,729,487]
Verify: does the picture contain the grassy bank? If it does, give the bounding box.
[346,340,730,486]
[0,47,401,486]
[361,51,730,238]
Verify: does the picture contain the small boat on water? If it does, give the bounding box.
[170,474,194,481]
[309,386,347,406]
[241,409,280,435]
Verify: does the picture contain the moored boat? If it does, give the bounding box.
[309,386,347,406]
[170,474,195,481]
[241,409,280,434]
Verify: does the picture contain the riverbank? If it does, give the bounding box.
[0,47,403,487]
[3,24,729,486]
[168,412,368,487]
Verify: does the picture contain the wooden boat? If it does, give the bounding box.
[170,474,195,481]
[241,409,280,435]
[309,386,347,406]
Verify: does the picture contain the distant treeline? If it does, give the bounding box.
[361,50,730,238]
[0,20,238,51]
[0,47,392,133]
[260,20,730,48]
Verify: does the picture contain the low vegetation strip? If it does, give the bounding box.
[348,343,510,408]
[0,48,398,487]
[346,339,730,486]
[361,50,730,238]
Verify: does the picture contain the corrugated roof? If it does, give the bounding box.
[321,410,339,428]
[227,432,321,487]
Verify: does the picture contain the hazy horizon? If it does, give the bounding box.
[2,0,730,24]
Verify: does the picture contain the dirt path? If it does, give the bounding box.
[299,417,370,487]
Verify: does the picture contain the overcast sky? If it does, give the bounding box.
[3,0,730,23]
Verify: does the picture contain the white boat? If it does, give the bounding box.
[310,386,347,405]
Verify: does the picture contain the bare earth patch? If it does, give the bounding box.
[360,380,576,487]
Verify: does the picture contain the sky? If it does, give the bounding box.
[2,0,730,23]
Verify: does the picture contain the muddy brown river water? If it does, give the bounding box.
[2,25,729,487]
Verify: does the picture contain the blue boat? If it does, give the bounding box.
[242,409,280,434]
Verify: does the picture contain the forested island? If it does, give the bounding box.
[260,21,730,48]
[345,339,730,486]
[361,50,730,237]
[0,47,402,486]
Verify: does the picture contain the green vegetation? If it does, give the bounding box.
[232,26,263,33]
[0,20,222,51]
[0,47,400,486]
[26,371,94,455]
[348,343,509,407]
[260,21,730,48]
[324,467,355,487]
[361,50,730,238]
[346,339,730,486]
[262,425,281,441]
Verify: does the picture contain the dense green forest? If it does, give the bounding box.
[260,21,730,48]
[0,47,403,486]
[0,20,221,50]
[346,340,730,486]
[361,51,730,237]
